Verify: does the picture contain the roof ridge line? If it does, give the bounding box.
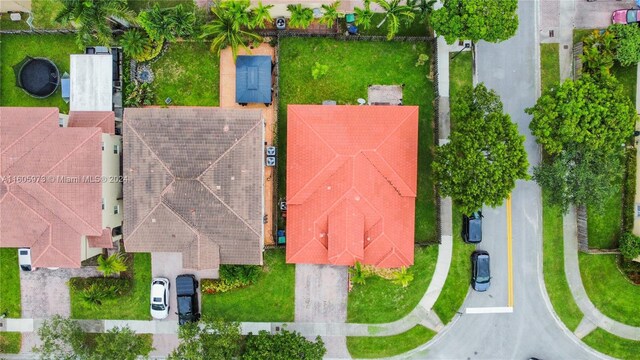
[198,179,262,238]
[44,127,101,175]
[31,182,102,235]
[124,121,175,178]
[3,191,52,241]
[0,108,58,157]
[361,151,407,197]
[288,155,349,205]
[125,202,162,240]
[198,117,263,179]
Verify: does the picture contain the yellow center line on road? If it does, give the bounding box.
[507,195,514,308]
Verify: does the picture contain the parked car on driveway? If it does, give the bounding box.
[612,9,640,24]
[150,278,170,320]
[176,274,200,325]
[462,211,483,244]
[471,250,491,292]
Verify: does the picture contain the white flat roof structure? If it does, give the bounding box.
[70,54,112,111]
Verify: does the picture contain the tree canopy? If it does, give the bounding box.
[243,329,326,360]
[432,84,529,215]
[527,75,636,156]
[168,319,242,360]
[610,23,640,67]
[430,0,518,44]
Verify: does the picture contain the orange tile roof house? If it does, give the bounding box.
[286,105,419,268]
[123,108,264,271]
[0,107,123,268]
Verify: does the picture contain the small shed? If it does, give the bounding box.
[236,55,272,105]
[70,54,113,111]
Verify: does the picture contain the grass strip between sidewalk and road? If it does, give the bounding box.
[540,43,560,92]
[582,328,640,360]
[432,206,474,324]
[346,325,436,359]
[542,190,583,332]
[201,249,294,322]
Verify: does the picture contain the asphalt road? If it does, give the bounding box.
[413,1,604,359]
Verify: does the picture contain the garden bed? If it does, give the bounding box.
[201,249,294,322]
[0,34,77,112]
[70,253,151,320]
[277,37,437,243]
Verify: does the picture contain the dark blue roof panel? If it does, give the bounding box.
[236,56,272,104]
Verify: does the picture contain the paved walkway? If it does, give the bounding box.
[219,43,277,246]
[564,206,640,340]
[19,267,101,318]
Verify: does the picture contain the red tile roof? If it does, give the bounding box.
[0,107,107,268]
[68,111,115,134]
[286,105,419,268]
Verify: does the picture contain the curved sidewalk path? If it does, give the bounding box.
[563,206,640,340]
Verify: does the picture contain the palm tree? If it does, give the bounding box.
[200,2,262,61]
[97,253,127,277]
[354,0,374,30]
[319,1,341,29]
[349,262,367,285]
[250,1,274,29]
[119,29,149,61]
[391,267,414,288]
[372,0,415,40]
[406,0,435,24]
[55,0,137,49]
[287,4,314,29]
[221,0,252,30]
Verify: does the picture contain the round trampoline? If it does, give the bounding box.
[14,57,60,98]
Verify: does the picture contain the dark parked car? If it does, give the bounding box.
[462,211,483,243]
[471,250,491,292]
[612,9,640,24]
[176,274,200,325]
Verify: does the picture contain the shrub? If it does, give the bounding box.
[135,38,164,63]
[201,278,244,294]
[620,232,640,260]
[219,264,261,285]
[623,148,636,233]
[580,30,617,76]
[391,267,414,287]
[97,253,128,277]
[610,23,640,66]
[311,62,329,80]
[287,4,314,29]
[69,277,132,296]
[349,262,368,285]
[125,82,155,107]
[415,53,429,67]
[138,3,195,42]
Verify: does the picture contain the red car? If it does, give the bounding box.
[612,9,640,24]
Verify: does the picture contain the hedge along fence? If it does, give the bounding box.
[622,146,637,234]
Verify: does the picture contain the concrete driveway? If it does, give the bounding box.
[20,267,101,318]
[294,264,348,359]
[150,252,217,323]
[576,0,637,29]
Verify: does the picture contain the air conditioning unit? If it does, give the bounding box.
[266,146,277,156]
[266,156,276,167]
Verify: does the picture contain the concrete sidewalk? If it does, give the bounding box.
[564,207,640,340]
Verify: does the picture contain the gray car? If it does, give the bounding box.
[471,250,490,292]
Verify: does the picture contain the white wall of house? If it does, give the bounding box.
[81,236,103,261]
[102,133,123,241]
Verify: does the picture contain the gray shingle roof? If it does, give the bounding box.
[123,108,264,270]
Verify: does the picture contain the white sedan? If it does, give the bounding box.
[150,278,170,320]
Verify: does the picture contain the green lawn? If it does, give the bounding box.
[201,249,294,322]
[582,328,640,360]
[0,332,22,354]
[542,190,583,332]
[0,34,78,112]
[346,325,435,359]
[586,179,622,249]
[449,51,473,116]
[31,0,69,29]
[432,206,474,324]
[70,253,151,320]
[0,248,22,354]
[277,37,437,242]
[0,13,30,30]
[540,43,560,92]
[579,253,640,326]
[150,41,219,106]
[0,248,21,318]
[611,61,638,104]
[348,245,438,323]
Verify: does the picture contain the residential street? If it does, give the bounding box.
[411,1,605,358]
